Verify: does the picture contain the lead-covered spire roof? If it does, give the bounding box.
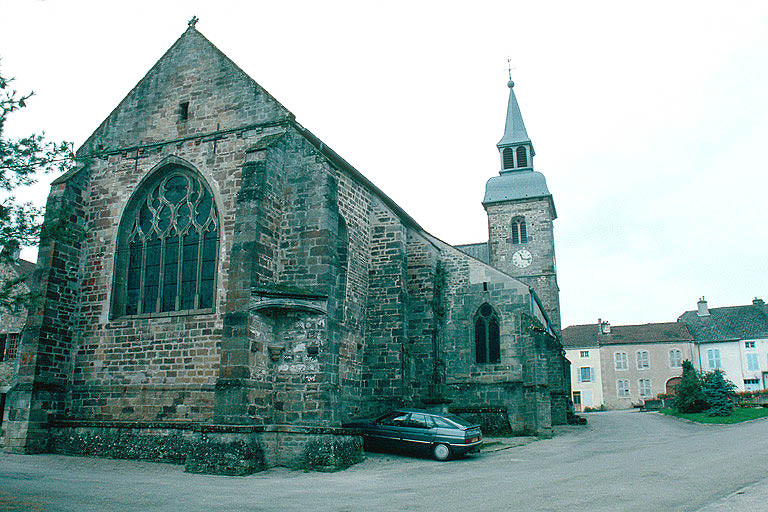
[497,80,531,148]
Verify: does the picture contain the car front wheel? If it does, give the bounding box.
[433,443,451,461]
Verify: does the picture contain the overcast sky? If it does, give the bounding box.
[1,1,766,328]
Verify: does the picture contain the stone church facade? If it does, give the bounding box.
[0,25,569,472]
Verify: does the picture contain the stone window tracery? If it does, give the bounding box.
[112,165,219,318]
[474,303,500,364]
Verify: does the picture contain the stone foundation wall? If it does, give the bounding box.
[49,420,363,475]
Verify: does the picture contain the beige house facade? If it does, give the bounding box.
[564,344,602,412]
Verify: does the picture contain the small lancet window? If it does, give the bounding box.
[475,303,500,364]
[502,147,515,169]
[337,215,349,300]
[516,146,527,168]
[179,101,189,121]
[511,216,527,245]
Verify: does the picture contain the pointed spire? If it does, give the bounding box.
[497,80,531,147]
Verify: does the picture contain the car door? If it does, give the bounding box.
[397,413,435,450]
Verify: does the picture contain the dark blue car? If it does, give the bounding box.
[343,408,483,461]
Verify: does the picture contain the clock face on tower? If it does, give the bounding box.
[512,249,533,268]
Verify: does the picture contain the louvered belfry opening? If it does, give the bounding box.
[114,165,219,317]
[502,147,515,169]
[516,146,527,168]
[511,216,527,245]
[474,303,500,364]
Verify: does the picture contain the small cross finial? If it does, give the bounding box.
[507,57,512,81]
[188,16,199,28]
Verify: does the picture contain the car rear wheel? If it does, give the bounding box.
[433,443,451,461]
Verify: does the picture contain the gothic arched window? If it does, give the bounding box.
[511,216,527,245]
[111,164,219,318]
[502,147,515,169]
[474,303,500,364]
[516,146,528,168]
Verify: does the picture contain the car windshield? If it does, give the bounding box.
[440,413,474,428]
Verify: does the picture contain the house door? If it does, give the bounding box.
[666,377,681,395]
[572,391,582,412]
[762,373,768,390]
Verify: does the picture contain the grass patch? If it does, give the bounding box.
[659,407,768,424]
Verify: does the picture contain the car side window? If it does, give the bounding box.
[406,413,432,428]
[378,412,409,426]
[431,416,457,428]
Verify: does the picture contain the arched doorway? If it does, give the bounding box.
[666,377,681,395]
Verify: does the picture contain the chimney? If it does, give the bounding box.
[599,320,611,334]
[697,297,710,317]
[753,297,765,308]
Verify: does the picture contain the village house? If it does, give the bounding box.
[679,297,768,392]
[563,320,694,410]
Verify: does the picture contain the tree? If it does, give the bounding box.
[0,68,73,310]
[702,369,736,416]
[673,360,707,413]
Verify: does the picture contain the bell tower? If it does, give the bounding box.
[484,80,561,332]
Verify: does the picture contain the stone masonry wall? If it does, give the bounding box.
[359,198,409,418]
[404,233,439,405]
[2,166,88,452]
[486,198,561,332]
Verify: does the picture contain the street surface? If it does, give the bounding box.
[1,410,768,511]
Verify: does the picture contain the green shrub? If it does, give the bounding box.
[673,360,707,413]
[702,369,736,416]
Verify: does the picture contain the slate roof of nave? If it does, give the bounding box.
[454,242,490,264]
[679,304,768,342]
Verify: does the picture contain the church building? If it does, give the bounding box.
[0,23,569,472]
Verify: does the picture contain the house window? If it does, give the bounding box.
[502,147,515,169]
[745,341,756,349]
[511,217,527,245]
[580,350,589,358]
[639,379,652,397]
[516,146,528,168]
[617,379,630,398]
[744,378,760,392]
[637,350,650,369]
[111,164,219,318]
[615,352,628,370]
[474,303,500,364]
[669,349,682,368]
[707,349,721,369]
[747,353,759,371]
[579,367,592,383]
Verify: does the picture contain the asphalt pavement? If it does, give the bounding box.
[2,410,768,511]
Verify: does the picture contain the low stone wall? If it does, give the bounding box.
[449,406,512,435]
[48,420,363,475]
